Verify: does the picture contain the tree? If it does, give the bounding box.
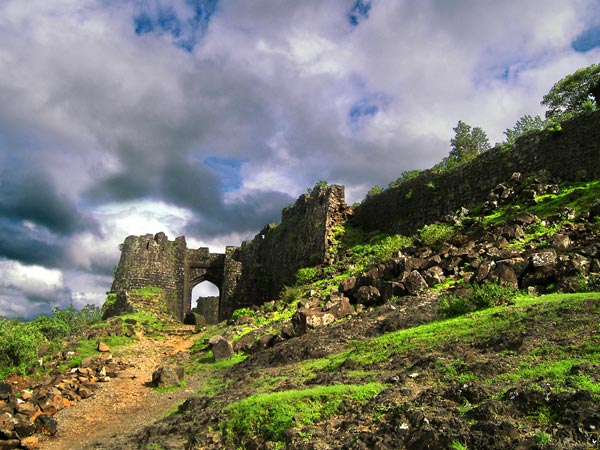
[448,120,491,162]
[541,63,600,120]
[503,114,546,145]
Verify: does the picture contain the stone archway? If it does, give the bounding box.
[182,251,226,322]
[188,274,222,324]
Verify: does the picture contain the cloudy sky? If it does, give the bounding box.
[1,0,599,318]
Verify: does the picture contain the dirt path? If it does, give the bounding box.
[40,329,205,450]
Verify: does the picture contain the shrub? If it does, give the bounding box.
[0,320,44,369]
[418,223,457,248]
[231,307,255,321]
[438,283,519,318]
[296,267,318,285]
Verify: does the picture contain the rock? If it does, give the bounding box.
[33,387,63,415]
[356,285,381,305]
[77,383,98,400]
[34,414,58,436]
[338,276,357,294]
[551,234,571,249]
[183,311,206,326]
[324,296,354,319]
[97,342,111,353]
[0,383,14,409]
[404,270,428,295]
[489,265,519,289]
[530,249,557,268]
[0,412,15,439]
[14,400,38,417]
[20,436,40,450]
[14,416,36,439]
[151,366,184,387]
[211,337,234,362]
[0,440,21,449]
[590,200,600,219]
[292,309,336,336]
[423,266,445,287]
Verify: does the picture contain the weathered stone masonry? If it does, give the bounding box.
[110,111,600,321]
[354,110,600,235]
[110,185,350,322]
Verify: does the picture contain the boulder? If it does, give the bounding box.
[0,412,15,439]
[97,342,110,353]
[34,414,58,436]
[324,295,354,319]
[20,436,40,450]
[0,439,21,449]
[292,310,336,336]
[183,311,206,327]
[211,337,234,362]
[338,276,357,294]
[590,200,600,219]
[151,366,184,387]
[530,249,557,268]
[404,270,428,295]
[356,285,381,305]
[423,266,445,287]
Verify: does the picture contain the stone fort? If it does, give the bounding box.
[110,110,600,322]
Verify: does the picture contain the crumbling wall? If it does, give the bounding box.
[111,232,186,319]
[354,110,600,235]
[221,184,351,315]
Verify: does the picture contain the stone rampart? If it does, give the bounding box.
[353,110,600,235]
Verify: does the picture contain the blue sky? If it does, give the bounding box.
[0,0,599,318]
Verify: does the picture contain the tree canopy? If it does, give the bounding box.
[541,63,600,120]
[448,120,491,162]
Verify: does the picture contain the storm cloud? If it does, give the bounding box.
[0,0,599,317]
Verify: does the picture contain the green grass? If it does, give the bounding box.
[297,292,600,376]
[221,383,384,443]
[483,180,600,228]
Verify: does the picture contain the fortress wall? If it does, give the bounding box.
[353,110,600,235]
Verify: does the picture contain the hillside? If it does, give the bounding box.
[55,170,596,450]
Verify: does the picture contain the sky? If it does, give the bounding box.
[1,0,600,319]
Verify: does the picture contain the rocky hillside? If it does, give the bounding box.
[108,170,600,450]
[2,172,599,449]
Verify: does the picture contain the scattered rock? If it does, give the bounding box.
[97,342,111,353]
[211,337,234,361]
[151,366,184,388]
[34,414,58,436]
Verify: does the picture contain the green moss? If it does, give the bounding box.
[222,383,384,443]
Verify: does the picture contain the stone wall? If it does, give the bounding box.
[111,232,186,318]
[354,110,600,235]
[220,185,350,316]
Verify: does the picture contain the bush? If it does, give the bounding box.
[438,283,519,318]
[418,223,457,248]
[296,267,318,285]
[231,307,255,321]
[0,320,44,369]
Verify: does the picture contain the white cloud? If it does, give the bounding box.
[1,0,600,317]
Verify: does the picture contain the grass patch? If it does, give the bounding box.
[222,383,384,443]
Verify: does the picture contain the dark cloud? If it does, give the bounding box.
[0,219,67,267]
[0,168,95,236]
[185,189,295,238]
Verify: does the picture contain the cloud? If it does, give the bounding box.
[1,0,600,317]
[0,259,73,318]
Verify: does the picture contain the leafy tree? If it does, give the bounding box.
[449,120,491,162]
[365,185,383,199]
[0,319,44,368]
[389,169,421,188]
[503,114,546,144]
[541,63,600,120]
